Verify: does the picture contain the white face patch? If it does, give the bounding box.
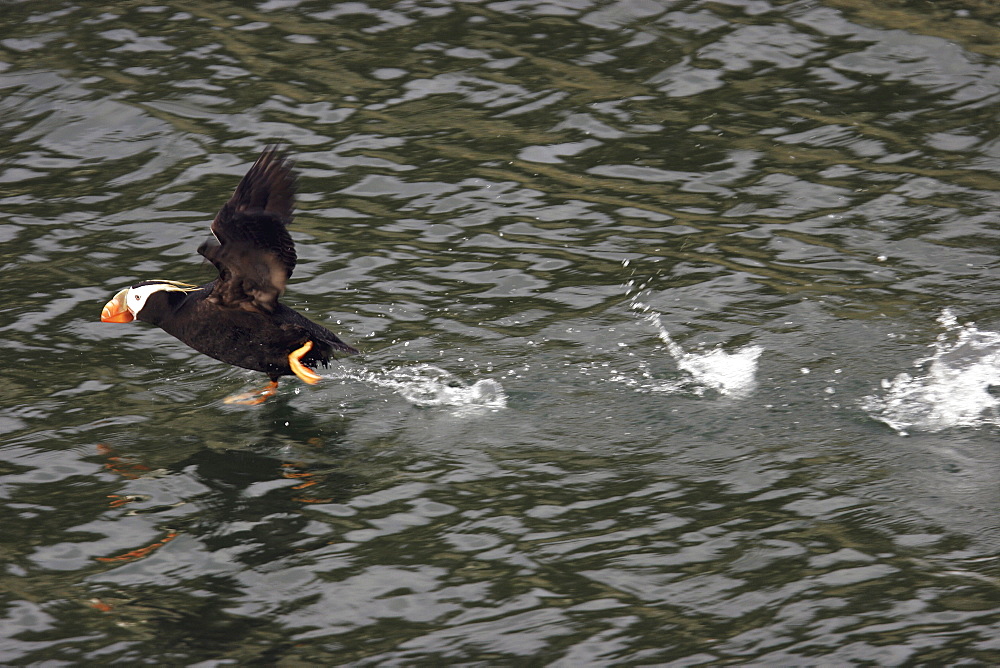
[126,283,171,316]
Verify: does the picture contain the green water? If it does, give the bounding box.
[1,0,998,664]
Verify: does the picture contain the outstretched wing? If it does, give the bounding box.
[198,146,298,312]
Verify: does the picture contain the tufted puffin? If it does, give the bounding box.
[101,146,358,404]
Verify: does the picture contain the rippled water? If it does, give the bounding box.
[2,0,999,664]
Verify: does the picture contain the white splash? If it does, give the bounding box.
[862,309,1000,435]
[342,363,507,410]
[624,299,763,398]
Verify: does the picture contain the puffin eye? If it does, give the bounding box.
[133,294,140,301]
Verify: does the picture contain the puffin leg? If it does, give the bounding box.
[223,380,280,405]
[289,340,322,385]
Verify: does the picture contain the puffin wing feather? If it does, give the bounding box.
[199,146,298,312]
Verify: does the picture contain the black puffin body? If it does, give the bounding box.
[102,147,358,401]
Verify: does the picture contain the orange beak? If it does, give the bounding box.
[101,288,134,323]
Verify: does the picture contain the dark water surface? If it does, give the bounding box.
[2,0,999,664]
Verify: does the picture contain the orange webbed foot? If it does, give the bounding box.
[223,380,279,405]
[289,340,321,385]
